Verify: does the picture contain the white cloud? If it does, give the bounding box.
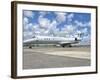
[55,12,67,23]
[66,25,74,32]
[74,20,91,27]
[39,11,47,16]
[81,28,88,34]
[87,21,91,27]
[24,11,34,18]
[38,17,50,29]
[55,12,74,23]
[76,30,81,34]
[38,13,52,30]
[49,20,57,29]
[67,13,74,22]
[23,17,29,25]
[31,22,53,36]
[24,23,33,31]
[23,12,90,40]
[82,34,91,45]
[83,35,90,41]
[54,24,76,37]
[31,24,44,35]
[23,18,34,39]
[63,24,76,34]
[33,19,58,36]
[48,20,59,36]
[24,31,33,37]
[38,12,58,36]
[32,24,39,30]
[67,13,74,19]
[24,31,33,40]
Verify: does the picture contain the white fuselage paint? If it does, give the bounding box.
[23,36,81,46]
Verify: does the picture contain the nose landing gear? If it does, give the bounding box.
[61,44,72,47]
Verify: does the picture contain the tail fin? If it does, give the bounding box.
[74,32,83,41]
[77,33,83,38]
[75,32,83,38]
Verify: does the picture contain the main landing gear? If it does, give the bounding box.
[29,46,32,48]
[61,44,72,47]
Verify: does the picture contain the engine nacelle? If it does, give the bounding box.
[75,38,77,41]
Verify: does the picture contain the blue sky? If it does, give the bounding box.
[23,10,91,45]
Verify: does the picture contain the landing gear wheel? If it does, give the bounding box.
[69,44,72,47]
[29,46,32,48]
[61,45,65,47]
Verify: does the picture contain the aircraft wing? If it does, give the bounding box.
[59,42,72,45]
[59,41,78,45]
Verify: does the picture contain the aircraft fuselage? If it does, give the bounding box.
[23,36,81,48]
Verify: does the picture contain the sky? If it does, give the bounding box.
[23,10,91,45]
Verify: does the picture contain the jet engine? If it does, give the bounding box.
[75,37,77,41]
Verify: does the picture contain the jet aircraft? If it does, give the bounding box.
[23,33,82,48]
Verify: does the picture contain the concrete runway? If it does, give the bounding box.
[23,46,91,69]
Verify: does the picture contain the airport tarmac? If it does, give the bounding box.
[23,46,91,69]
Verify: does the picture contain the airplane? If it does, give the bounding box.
[23,33,82,48]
